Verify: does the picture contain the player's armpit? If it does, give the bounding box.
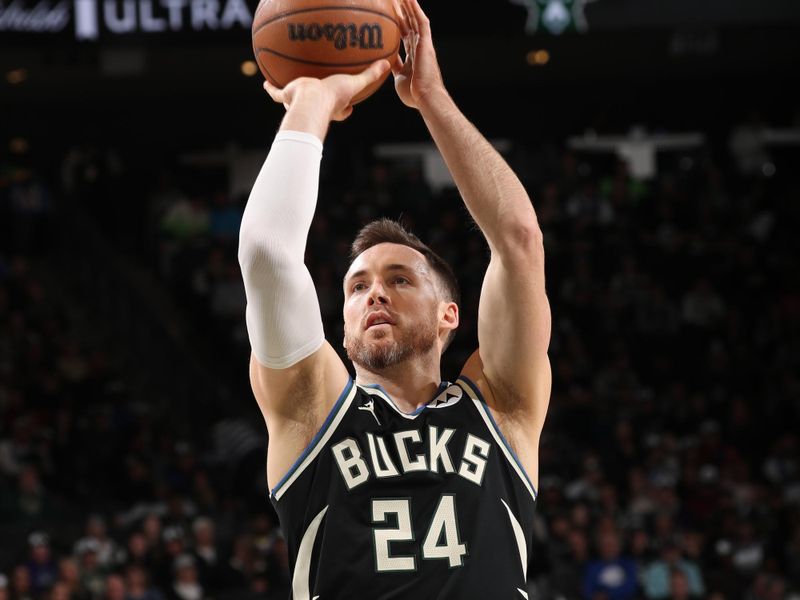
[461,349,551,431]
[249,341,349,422]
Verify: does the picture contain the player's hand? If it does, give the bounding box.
[393,0,446,110]
[263,59,391,122]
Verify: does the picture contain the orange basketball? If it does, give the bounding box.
[252,0,402,104]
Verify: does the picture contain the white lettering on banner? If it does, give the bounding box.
[0,0,69,32]
[191,0,216,30]
[74,0,96,37]
[73,0,251,39]
[103,0,135,33]
[218,0,245,28]
[161,0,184,29]
[139,0,165,31]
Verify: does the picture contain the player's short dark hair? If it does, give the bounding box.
[349,219,460,351]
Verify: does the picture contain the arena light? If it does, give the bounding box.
[6,68,28,84]
[526,49,550,66]
[241,60,258,77]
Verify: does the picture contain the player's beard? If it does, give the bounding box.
[345,312,438,372]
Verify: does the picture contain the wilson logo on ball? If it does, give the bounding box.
[287,23,385,50]
[251,0,401,103]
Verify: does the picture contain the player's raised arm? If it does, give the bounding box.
[237,62,389,487]
[393,0,552,433]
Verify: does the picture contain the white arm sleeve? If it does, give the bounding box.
[237,130,326,369]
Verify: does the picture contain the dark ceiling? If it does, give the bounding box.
[1,0,798,151]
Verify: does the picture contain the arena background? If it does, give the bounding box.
[1,0,799,598]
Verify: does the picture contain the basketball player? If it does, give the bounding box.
[237,0,551,597]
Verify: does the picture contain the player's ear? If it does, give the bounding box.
[439,301,459,331]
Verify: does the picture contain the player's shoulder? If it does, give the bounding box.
[458,349,492,404]
[460,348,550,420]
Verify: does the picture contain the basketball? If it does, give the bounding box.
[252,0,402,104]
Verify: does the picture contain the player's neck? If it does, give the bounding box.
[354,354,442,414]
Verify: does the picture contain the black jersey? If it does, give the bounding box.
[269,376,538,600]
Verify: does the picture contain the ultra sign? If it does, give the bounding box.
[0,0,252,38]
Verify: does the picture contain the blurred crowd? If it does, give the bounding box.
[1,116,799,600]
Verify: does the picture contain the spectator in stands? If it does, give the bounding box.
[551,527,590,599]
[123,565,163,600]
[642,540,705,599]
[0,573,8,600]
[140,516,163,557]
[189,472,217,517]
[154,526,188,591]
[24,532,58,598]
[629,528,655,573]
[189,518,219,593]
[265,536,290,598]
[583,528,639,600]
[746,572,790,600]
[49,582,74,600]
[10,564,33,600]
[76,538,107,600]
[667,568,702,600]
[122,533,153,572]
[217,534,253,592]
[103,575,126,600]
[168,555,203,600]
[0,465,56,522]
[78,516,120,569]
[731,521,766,578]
[55,557,83,600]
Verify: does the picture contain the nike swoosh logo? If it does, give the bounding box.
[517,589,528,599]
